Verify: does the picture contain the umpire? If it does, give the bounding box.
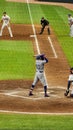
[39,17,50,35]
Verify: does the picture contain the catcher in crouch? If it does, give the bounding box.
[64,67,73,97]
[29,54,49,97]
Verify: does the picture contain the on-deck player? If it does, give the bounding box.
[0,12,13,37]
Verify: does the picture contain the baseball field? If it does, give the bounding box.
[0,0,73,129]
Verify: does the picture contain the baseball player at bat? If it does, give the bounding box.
[68,14,73,37]
[29,54,49,97]
[64,67,73,97]
[0,12,13,37]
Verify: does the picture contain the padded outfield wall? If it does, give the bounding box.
[38,0,73,3]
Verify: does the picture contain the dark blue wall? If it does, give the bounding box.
[37,0,73,3]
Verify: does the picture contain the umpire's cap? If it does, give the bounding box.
[3,12,6,15]
[68,14,71,17]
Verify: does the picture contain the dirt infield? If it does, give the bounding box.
[0,23,73,113]
[0,0,73,113]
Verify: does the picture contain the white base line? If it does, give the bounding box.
[48,36,58,58]
[0,110,73,115]
[26,0,48,86]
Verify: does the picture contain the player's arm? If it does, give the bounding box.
[9,17,11,23]
[42,56,48,63]
[69,19,73,26]
[44,57,48,63]
[0,18,3,23]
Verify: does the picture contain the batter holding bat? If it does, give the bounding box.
[29,54,49,97]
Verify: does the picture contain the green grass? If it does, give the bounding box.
[0,41,35,80]
[0,1,30,23]
[0,113,73,130]
[0,0,73,75]
[29,4,73,66]
[0,1,73,130]
[0,1,72,66]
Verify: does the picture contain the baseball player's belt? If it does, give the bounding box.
[39,71,43,73]
[36,71,43,73]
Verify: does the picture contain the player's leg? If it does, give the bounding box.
[47,27,50,35]
[0,24,5,36]
[39,73,49,97]
[70,82,73,97]
[46,25,50,35]
[29,73,39,96]
[39,25,45,34]
[64,81,71,96]
[7,25,13,37]
[70,25,73,37]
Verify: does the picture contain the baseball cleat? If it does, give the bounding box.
[39,32,42,35]
[29,92,33,96]
[64,90,69,96]
[45,94,50,97]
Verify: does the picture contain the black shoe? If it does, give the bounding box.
[39,32,42,35]
[45,94,50,97]
[64,90,69,96]
[48,32,50,35]
[29,92,33,96]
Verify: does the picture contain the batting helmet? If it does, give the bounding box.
[36,54,45,60]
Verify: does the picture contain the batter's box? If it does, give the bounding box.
[0,86,66,100]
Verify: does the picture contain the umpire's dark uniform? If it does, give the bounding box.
[39,17,50,35]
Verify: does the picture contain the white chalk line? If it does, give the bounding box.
[0,86,67,100]
[48,36,58,58]
[3,91,59,100]
[26,0,48,87]
[0,86,73,114]
[26,0,40,54]
[0,109,73,115]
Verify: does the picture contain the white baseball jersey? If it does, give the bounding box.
[68,16,73,37]
[68,74,73,81]
[36,59,47,72]
[68,16,73,25]
[2,15,10,25]
[32,59,47,86]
